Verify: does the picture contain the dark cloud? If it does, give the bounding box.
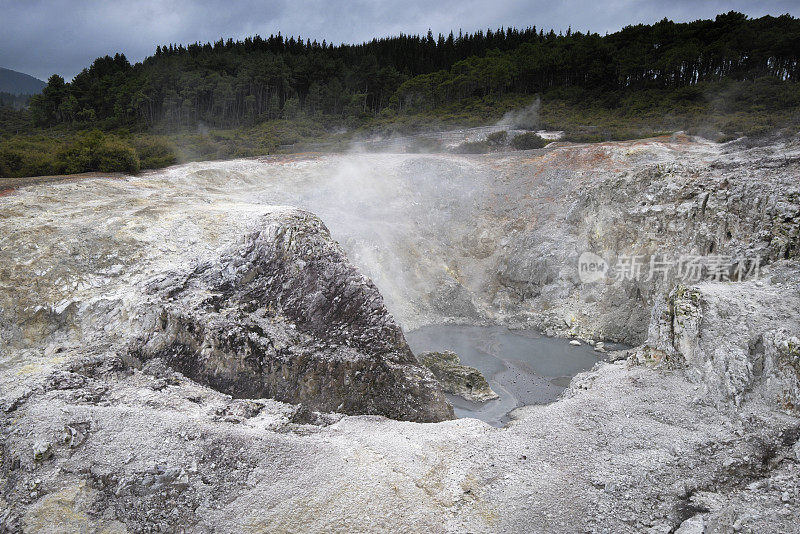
[2,0,799,82]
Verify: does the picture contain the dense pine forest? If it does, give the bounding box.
[2,11,800,178]
[27,12,800,128]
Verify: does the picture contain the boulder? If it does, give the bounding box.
[417,350,498,403]
[132,207,454,422]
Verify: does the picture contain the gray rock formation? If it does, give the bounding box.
[417,350,498,402]
[1,136,799,533]
[640,261,800,410]
[132,207,453,423]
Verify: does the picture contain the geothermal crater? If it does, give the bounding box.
[2,135,800,533]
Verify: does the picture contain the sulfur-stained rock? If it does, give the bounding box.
[22,482,127,534]
[32,440,52,462]
[417,350,498,403]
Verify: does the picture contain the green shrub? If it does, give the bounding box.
[0,156,10,178]
[510,132,547,149]
[451,140,490,153]
[486,130,508,146]
[0,150,21,177]
[58,130,140,174]
[133,136,178,169]
[0,141,62,177]
[561,132,608,143]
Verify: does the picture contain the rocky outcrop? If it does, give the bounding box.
[131,208,453,423]
[639,261,800,410]
[506,137,800,343]
[417,350,498,403]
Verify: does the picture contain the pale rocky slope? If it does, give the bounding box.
[1,135,799,533]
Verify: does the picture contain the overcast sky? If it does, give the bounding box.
[2,0,799,82]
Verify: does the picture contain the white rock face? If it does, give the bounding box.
[642,266,800,408]
[1,136,799,532]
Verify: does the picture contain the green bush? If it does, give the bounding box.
[510,132,547,149]
[486,130,508,146]
[0,139,62,177]
[0,154,10,178]
[132,136,178,169]
[0,150,20,177]
[451,140,490,153]
[58,130,140,174]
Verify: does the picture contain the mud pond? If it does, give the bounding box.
[405,325,627,427]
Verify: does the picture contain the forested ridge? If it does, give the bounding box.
[2,11,799,179]
[27,11,800,129]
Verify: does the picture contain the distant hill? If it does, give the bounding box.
[0,67,46,95]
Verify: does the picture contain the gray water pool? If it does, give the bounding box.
[405,325,621,427]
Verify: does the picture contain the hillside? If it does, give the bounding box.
[25,12,800,129]
[1,11,799,179]
[0,67,45,95]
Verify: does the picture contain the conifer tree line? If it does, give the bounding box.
[28,12,800,129]
[0,92,31,110]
